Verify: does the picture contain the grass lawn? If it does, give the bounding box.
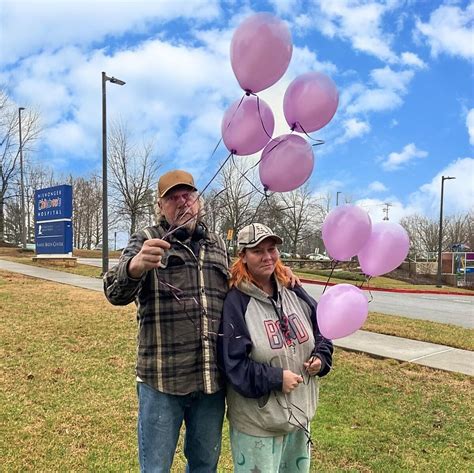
[1,272,473,471]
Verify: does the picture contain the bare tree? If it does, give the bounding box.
[272,184,326,255]
[209,158,260,253]
[400,214,440,256]
[108,121,161,235]
[71,176,102,249]
[0,90,41,242]
[444,213,473,250]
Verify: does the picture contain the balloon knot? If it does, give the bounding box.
[244,90,251,96]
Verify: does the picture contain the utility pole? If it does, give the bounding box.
[382,202,392,221]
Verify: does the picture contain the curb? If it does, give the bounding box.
[299,278,474,296]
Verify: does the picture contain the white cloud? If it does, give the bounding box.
[5,32,240,171]
[368,181,388,193]
[407,158,474,216]
[415,3,474,60]
[312,0,398,62]
[382,143,428,171]
[466,109,474,146]
[400,51,427,69]
[339,118,371,141]
[370,66,414,92]
[1,0,222,66]
[354,158,474,221]
[269,0,301,16]
[345,66,415,115]
[355,198,406,223]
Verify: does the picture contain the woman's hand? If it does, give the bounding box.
[303,356,322,376]
[282,370,303,394]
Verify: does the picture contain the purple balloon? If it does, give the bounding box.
[259,134,314,192]
[283,71,339,133]
[358,222,410,277]
[317,284,368,339]
[221,95,275,156]
[230,13,292,93]
[322,205,372,261]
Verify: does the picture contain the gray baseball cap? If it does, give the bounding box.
[237,223,283,250]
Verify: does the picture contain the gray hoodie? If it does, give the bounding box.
[218,280,333,437]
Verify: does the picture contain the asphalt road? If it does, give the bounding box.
[303,284,474,329]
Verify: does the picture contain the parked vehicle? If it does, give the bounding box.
[280,252,292,259]
[306,253,331,261]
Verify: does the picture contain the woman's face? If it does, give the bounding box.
[242,238,280,283]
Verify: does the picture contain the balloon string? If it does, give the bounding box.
[221,94,247,154]
[291,121,325,146]
[361,276,374,302]
[199,151,234,196]
[253,93,275,141]
[230,154,267,197]
[322,260,338,294]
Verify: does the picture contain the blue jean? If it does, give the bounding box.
[137,382,225,473]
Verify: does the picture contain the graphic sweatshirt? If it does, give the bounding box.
[218,280,333,437]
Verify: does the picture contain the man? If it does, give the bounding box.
[104,170,228,472]
[104,169,299,472]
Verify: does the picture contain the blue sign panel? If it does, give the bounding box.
[34,185,72,222]
[35,221,73,254]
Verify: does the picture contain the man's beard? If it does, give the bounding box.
[173,207,198,232]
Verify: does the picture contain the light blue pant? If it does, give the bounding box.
[230,425,311,473]
[137,382,225,473]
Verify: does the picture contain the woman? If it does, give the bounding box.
[218,223,333,473]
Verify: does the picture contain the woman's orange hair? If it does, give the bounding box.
[230,252,289,289]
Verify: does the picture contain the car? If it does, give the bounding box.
[280,252,292,259]
[306,253,331,261]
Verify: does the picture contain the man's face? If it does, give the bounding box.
[160,185,200,231]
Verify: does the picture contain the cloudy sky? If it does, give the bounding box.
[1,0,473,223]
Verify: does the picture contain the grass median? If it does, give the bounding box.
[1,271,472,471]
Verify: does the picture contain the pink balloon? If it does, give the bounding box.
[230,13,292,93]
[317,284,368,339]
[259,134,314,192]
[283,72,339,133]
[322,205,372,261]
[221,95,275,156]
[358,222,410,277]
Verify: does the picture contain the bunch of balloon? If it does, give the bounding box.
[261,63,340,192]
[317,205,372,339]
[223,12,340,194]
[222,13,292,157]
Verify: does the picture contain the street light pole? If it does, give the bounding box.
[336,191,342,206]
[436,175,455,287]
[101,71,125,275]
[18,107,26,249]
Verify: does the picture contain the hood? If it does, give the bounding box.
[237,277,284,305]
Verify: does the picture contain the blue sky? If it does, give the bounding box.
[1,0,473,223]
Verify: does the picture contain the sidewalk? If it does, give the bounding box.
[1,259,473,376]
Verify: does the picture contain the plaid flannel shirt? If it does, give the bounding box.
[104,223,229,395]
